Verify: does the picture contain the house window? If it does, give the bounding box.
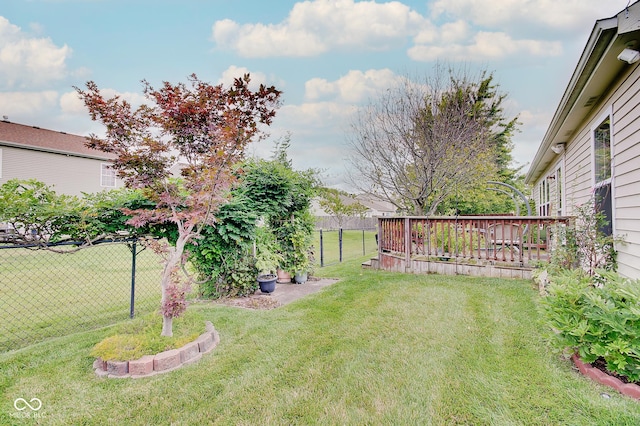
[101,163,116,188]
[539,178,550,216]
[592,116,613,236]
[556,166,563,216]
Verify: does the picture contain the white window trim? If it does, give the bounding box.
[552,158,565,216]
[591,107,614,189]
[0,148,3,178]
[100,163,116,188]
[590,106,616,234]
[539,178,550,216]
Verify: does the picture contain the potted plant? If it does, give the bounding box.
[276,268,292,284]
[255,227,283,293]
[290,224,313,284]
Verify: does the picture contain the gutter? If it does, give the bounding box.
[0,140,115,162]
[524,16,618,184]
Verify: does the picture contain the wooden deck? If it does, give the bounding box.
[372,216,571,279]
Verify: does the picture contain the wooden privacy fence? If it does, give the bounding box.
[376,216,571,278]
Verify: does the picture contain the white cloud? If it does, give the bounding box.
[211,0,425,57]
[518,108,553,131]
[279,101,358,132]
[511,108,556,169]
[0,90,59,115]
[430,0,620,35]
[217,65,268,89]
[59,90,86,114]
[59,87,148,117]
[211,0,591,64]
[439,20,471,44]
[305,69,402,103]
[0,16,72,89]
[408,31,562,62]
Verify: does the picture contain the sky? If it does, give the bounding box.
[0,0,629,189]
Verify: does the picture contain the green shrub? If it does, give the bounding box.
[547,201,622,276]
[540,269,640,382]
[188,195,258,298]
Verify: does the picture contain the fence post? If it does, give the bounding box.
[339,228,343,262]
[362,229,365,255]
[129,240,137,319]
[320,229,324,267]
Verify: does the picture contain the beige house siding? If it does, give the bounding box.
[0,145,121,196]
[562,128,592,212]
[610,65,640,278]
[531,61,640,278]
[526,2,640,279]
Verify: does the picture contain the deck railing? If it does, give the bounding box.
[378,216,571,267]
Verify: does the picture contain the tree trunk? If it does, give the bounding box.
[159,229,191,337]
[162,315,173,337]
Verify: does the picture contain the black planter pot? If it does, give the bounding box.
[257,274,277,294]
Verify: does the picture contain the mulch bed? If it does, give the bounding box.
[213,294,281,310]
[591,357,638,385]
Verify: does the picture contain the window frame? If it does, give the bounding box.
[553,155,565,217]
[590,109,614,236]
[100,163,116,188]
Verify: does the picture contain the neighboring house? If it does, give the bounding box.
[354,194,396,217]
[312,192,396,230]
[0,120,121,196]
[524,1,640,279]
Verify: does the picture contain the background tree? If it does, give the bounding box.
[317,188,368,228]
[0,179,80,247]
[348,66,518,216]
[0,180,168,248]
[76,74,281,336]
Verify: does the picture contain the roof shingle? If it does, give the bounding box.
[0,120,113,159]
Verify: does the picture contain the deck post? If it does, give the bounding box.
[404,217,411,272]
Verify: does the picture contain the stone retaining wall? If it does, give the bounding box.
[93,321,220,379]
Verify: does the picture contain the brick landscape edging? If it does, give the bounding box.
[93,321,220,379]
[571,354,640,400]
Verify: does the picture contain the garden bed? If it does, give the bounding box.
[572,354,640,400]
[93,321,219,379]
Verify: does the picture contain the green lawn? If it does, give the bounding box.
[313,229,377,266]
[0,243,163,351]
[0,231,371,352]
[2,257,639,425]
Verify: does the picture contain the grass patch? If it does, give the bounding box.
[0,243,163,351]
[90,310,204,361]
[2,258,640,424]
[313,229,377,266]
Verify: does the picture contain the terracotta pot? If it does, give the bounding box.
[277,269,291,283]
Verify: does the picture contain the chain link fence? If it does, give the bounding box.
[0,229,379,353]
[314,228,378,267]
[0,240,163,352]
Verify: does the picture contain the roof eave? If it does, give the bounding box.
[0,140,114,161]
[524,16,619,184]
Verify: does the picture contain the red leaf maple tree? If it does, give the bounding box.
[76,74,281,336]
